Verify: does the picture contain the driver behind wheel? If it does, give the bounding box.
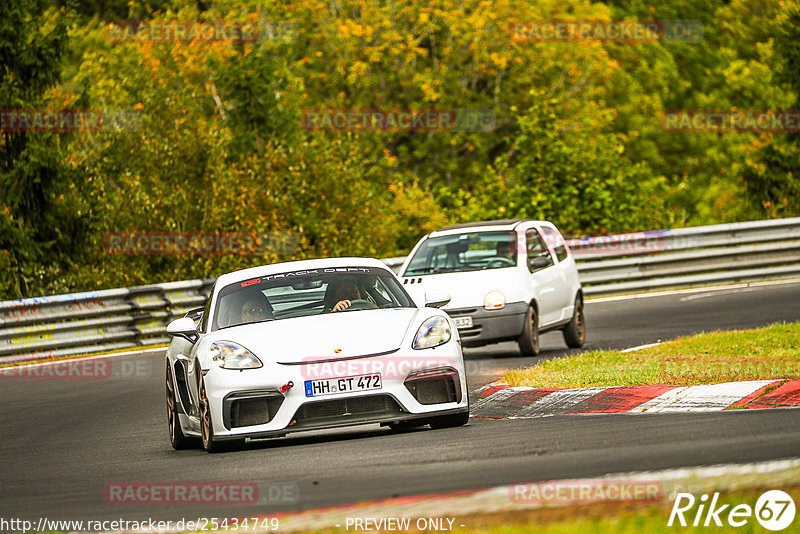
[332,277,361,312]
[495,239,517,263]
[240,292,275,323]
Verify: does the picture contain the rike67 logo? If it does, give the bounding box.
[668,490,796,530]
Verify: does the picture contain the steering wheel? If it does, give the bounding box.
[343,299,378,311]
[485,258,515,269]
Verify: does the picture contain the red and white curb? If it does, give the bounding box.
[472,379,800,418]
[229,459,800,533]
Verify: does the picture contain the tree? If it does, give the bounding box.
[0,0,73,298]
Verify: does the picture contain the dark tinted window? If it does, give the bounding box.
[212,267,413,330]
[540,226,569,262]
[404,231,518,275]
[525,228,553,272]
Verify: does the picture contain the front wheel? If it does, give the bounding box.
[199,375,244,453]
[517,305,540,356]
[562,295,586,348]
[429,411,469,429]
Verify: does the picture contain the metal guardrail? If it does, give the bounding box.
[2,218,800,363]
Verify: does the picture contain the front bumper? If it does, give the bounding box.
[446,301,528,347]
[198,345,468,440]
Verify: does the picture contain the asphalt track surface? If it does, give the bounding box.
[2,282,800,522]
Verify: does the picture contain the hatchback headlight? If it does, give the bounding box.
[209,341,262,369]
[484,290,506,310]
[413,316,452,349]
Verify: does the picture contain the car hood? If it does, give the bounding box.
[211,308,423,364]
[401,269,524,309]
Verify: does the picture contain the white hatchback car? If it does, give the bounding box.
[399,220,585,356]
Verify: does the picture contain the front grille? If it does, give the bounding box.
[291,395,403,428]
[224,391,284,429]
[446,308,477,317]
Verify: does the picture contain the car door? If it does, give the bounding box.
[539,225,575,322]
[524,227,562,327]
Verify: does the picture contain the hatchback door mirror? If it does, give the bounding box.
[166,317,198,343]
[424,290,451,309]
[531,256,552,270]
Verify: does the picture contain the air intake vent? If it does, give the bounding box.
[404,367,461,405]
[223,391,284,429]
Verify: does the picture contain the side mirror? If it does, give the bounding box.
[531,256,552,269]
[166,317,198,343]
[424,290,451,309]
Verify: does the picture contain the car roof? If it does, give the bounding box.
[429,219,551,237]
[213,257,392,290]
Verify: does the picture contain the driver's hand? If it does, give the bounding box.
[332,300,351,312]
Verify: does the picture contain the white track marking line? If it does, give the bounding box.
[620,342,663,353]
[630,380,776,413]
[679,287,760,302]
[586,278,800,303]
[2,346,167,370]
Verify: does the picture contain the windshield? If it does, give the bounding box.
[404,231,518,275]
[212,267,414,330]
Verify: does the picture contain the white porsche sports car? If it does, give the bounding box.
[165,257,469,452]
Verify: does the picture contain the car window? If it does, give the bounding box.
[525,228,553,272]
[540,226,569,262]
[212,267,413,330]
[200,284,214,333]
[404,231,517,275]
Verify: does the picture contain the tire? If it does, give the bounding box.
[166,364,199,450]
[199,375,244,453]
[429,411,470,429]
[562,295,586,349]
[517,305,540,356]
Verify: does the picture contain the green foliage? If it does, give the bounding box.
[2,0,800,298]
[0,0,75,297]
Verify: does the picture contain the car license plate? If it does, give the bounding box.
[304,374,382,397]
[453,316,473,329]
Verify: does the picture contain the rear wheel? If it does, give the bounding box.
[166,364,198,450]
[429,411,469,429]
[562,295,586,348]
[199,375,244,453]
[517,305,540,356]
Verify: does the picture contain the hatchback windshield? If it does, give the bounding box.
[404,231,518,275]
[212,267,414,330]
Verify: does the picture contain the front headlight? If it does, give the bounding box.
[484,290,506,310]
[209,341,262,369]
[413,316,452,349]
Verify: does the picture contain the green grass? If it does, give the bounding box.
[504,322,800,388]
[302,486,799,534]
[448,486,800,533]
